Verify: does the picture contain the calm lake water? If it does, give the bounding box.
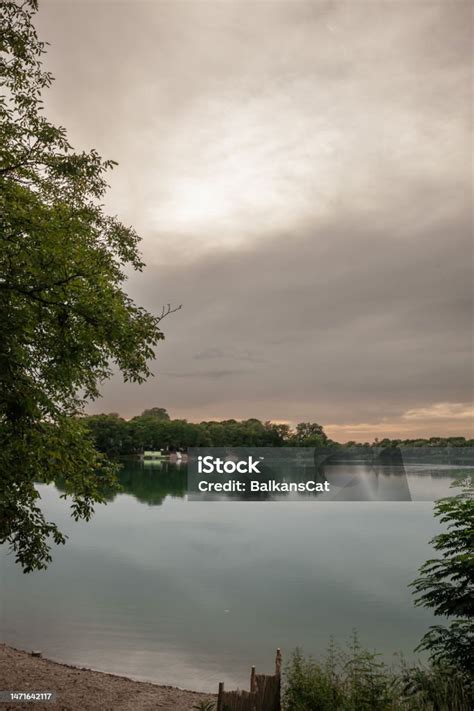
[0,460,471,692]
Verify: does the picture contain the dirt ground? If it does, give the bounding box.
[0,644,216,710]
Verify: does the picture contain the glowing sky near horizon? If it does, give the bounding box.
[36,0,473,440]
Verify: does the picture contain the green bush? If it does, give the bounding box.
[282,634,472,710]
[410,477,473,673]
[192,700,216,711]
[396,659,472,711]
[283,634,397,711]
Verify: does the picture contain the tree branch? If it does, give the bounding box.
[156,303,182,322]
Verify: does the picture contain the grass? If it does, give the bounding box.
[282,633,472,710]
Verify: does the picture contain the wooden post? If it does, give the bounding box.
[217,681,224,711]
[250,665,256,693]
[275,649,282,711]
[275,648,282,677]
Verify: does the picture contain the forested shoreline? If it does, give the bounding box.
[81,408,474,457]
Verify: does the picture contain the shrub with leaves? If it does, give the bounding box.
[283,634,398,711]
[192,701,216,711]
[282,634,472,710]
[397,659,472,711]
[411,477,473,672]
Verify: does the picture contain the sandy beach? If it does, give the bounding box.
[0,645,215,710]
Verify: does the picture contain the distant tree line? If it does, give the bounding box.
[348,437,473,448]
[80,408,473,458]
[80,408,328,456]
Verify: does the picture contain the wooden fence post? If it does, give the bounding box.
[217,681,224,711]
[250,665,256,693]
[275,648,282,677]
[275,648,282,711]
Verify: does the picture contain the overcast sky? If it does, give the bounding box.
[37,0,473,440]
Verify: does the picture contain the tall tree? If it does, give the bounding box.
[0,1,177,571]
[411,477,474,672]
[293,422,328,446]
[140,407,170,421]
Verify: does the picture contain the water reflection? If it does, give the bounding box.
[52,448,472,507]
[117,461,187,505]
[2,453,473,692]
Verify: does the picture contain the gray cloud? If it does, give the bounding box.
[163,369,251,380]
[194,347,266,363]
[37,0,473,438]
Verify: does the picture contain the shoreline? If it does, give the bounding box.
[0,644,215,710]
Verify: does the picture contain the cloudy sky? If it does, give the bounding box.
[37,0,472,440]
